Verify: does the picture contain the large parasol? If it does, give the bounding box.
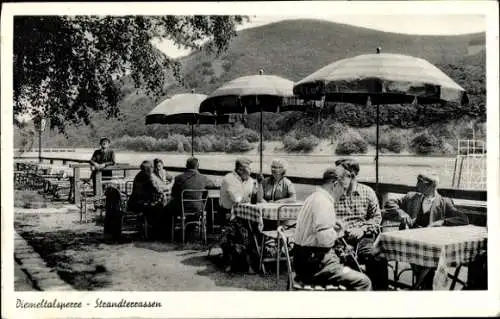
[145,90,216,156]
[294,48,468,191]
[200,70,296,172]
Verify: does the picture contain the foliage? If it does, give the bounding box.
[226,139,253,153]
[282,133,320,153]
[14,15,246,132]
[410,131,443,155]
[335,130,369,155]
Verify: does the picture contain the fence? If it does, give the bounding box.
[14,156,487,221]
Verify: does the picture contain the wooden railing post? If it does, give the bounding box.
[73,166,80,204]
[95,170,103,197]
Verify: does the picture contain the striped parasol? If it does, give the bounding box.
[294,51,468,105]
[294,49,469,191]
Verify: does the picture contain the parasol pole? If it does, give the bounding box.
[258,69,264,174]
[191,89,195,157]
[375,101,380,193]
[191,122,194,157]
[374,47,382,194]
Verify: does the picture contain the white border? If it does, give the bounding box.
[2,1,499,318]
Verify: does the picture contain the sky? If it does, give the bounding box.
[154,15,486,59]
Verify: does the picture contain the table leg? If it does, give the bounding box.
[248,220,262,274]
[413,268,432,290]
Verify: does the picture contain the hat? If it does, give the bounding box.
[99,137,111,144]
[335,158,359,177]
[236,157,252,167]
[417,173,439,185]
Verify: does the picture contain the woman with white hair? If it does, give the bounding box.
[260,158,296,203]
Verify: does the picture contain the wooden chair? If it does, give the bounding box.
[277,227,346,291]
[171,189,209,245]
[258,203,302,283]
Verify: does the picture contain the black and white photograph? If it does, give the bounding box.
[2,1,499,318]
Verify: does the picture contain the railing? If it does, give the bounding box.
[15,156,487,214]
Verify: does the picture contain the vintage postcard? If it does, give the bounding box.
[1,1,499,318]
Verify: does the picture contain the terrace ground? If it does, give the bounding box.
[13,190,468,292]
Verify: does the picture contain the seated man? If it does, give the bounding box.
[384,173,469,228]
[293,166,371,291]
[219,157,258,273]
[219,157,257,222]
[334,159,387,290]
[384,172,469,290]
[169,157,216,217]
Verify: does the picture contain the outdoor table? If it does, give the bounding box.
[232,202,303,231]
[231,202,304,266]
[374,225,487,290]
[102,178,136,195]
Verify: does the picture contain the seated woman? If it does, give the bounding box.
[260,158,296,203]
[153,158,173,185]
[259,158,297,231]
[127,160,168,238]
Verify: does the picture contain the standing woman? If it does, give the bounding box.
[90,137,116,195]
[260,158,296,203]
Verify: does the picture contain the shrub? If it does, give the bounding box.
[410,131,442,155]
[282,134,319,153]
[238,128,260,143]
[335,130,369,155]
[379,132,405,153]
[211,136,226,152]
[282,134,299,152]
[193,136,213,152]
[226,139,253,153]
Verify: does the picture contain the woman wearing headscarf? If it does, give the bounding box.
[259,158,296,203]
[127,160,169,239]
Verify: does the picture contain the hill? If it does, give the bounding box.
[14,19,486,153]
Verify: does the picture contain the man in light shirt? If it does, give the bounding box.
[293,167,372,291]
[219,157,257,222]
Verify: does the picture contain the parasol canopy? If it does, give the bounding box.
[200,70,297,173]
[200,72,296,115]
[293,52,468,105]
[145,92,215,125]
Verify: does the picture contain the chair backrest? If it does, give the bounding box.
[181,189,209,216]
[275,203,302,228]
[125,180,134,196]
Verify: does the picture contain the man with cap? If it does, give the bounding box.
[293,166,372,290]
[384,172,469,289]
[334,158,387,290]
[384,172,468,228]
[90,137,116,195]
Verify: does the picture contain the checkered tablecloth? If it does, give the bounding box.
[103,178,172,203]
[103,178,135,195]
[232,202,303,231]
[374,225,487,290]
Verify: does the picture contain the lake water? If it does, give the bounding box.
[17,148,486,190]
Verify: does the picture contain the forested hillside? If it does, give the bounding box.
[14,19,486,155]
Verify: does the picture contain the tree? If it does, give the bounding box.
[14,15,246,132]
